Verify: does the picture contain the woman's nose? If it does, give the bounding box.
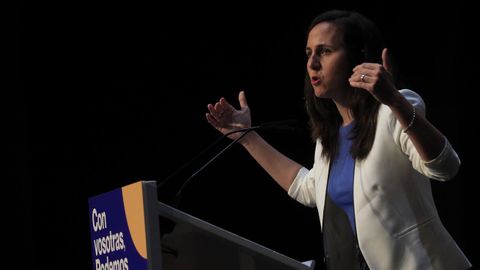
[308,55,321,70]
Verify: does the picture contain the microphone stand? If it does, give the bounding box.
[156,126,260,192]
[172,128,256,207]
[156,119,297,207]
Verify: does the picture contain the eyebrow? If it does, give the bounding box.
[305,43,332,53]
[306,43,332,49]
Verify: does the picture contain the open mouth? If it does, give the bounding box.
[311,76,321,86]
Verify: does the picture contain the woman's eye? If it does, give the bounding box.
[306,47,331,58]
[318,48,330,55]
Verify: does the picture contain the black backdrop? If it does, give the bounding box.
[19,1,478,269]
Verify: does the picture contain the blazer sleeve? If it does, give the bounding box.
[388,89,461,181]
[287,140,322,207]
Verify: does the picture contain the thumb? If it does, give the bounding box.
[238,90,249,109]
[382,48,392,74]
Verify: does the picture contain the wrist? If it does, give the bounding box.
[387,93,417,133]
[402,106,416,133]
[239,131,259,147]
[386,91,407,109]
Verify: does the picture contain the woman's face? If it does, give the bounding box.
[306,22,351,101]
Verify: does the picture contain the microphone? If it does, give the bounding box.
[157,120,299,206]
[172,127,254,206]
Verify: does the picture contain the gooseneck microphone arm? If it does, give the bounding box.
[156,126,261,192]
[156,119,298,207]
[172,127,257,206]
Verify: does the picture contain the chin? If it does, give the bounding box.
[314,86,328,98]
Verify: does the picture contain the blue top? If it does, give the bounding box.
[327,122,356,233]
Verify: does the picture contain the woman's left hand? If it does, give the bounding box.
[349,48,400,106]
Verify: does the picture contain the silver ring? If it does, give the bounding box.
[360,74,366,82]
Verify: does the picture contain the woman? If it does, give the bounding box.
[206,10,471,269]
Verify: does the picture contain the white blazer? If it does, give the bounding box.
[288,90,471,269]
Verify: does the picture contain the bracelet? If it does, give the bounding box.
[403,106,416,133]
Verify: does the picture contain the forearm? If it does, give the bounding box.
[239,131,303,191]
[389,92,445,161]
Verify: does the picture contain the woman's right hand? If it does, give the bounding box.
[206,91,251,140]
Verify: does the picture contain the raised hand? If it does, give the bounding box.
[349,48,399,106]
[206,91,252,140]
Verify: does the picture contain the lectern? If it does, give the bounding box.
[88,181,315,270]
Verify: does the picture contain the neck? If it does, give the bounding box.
[333,99,353,126]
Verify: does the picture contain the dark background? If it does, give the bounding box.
[18,1,477,269]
